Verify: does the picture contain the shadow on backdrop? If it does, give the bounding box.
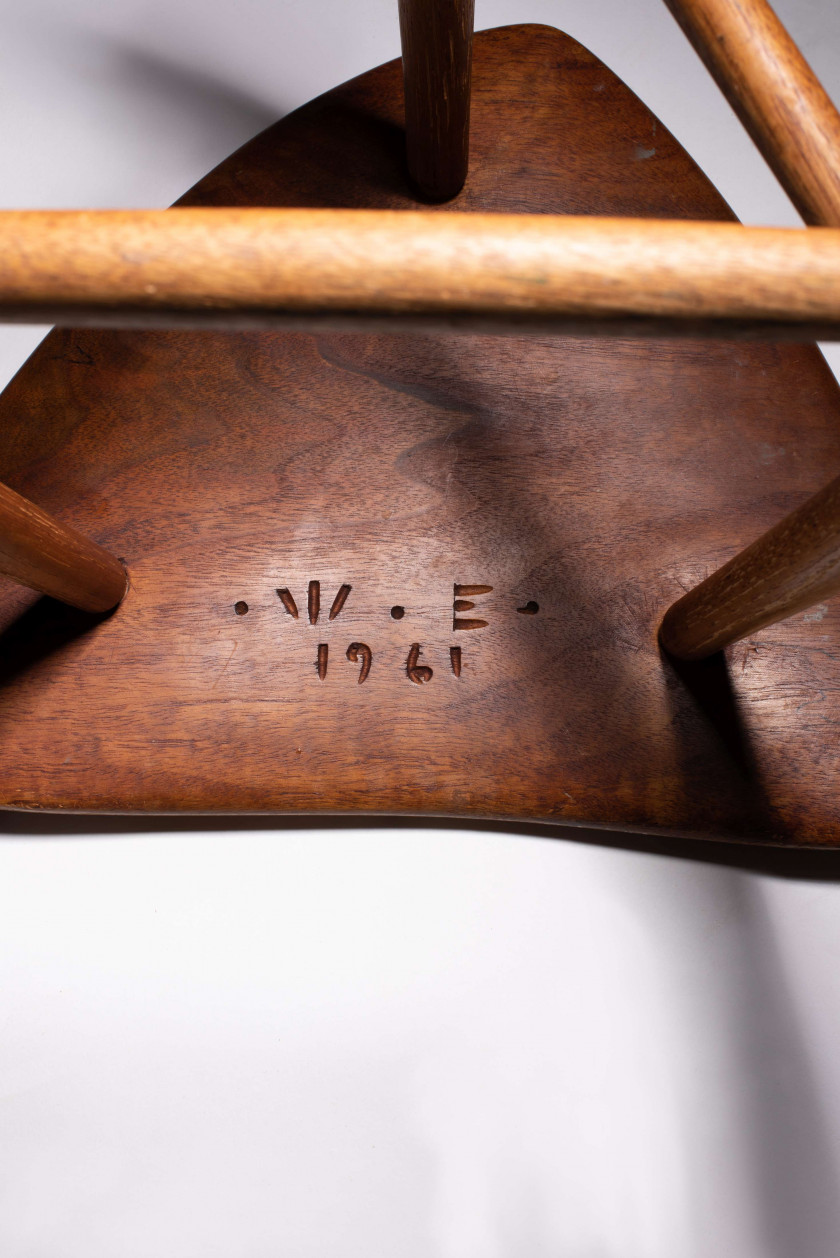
[4,807,840,880]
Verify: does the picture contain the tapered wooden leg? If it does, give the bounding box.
[664,0,840,227]
[398,0,474,201]
[0,480,127,612]
[659,1,840,657]
[659,474,840,660]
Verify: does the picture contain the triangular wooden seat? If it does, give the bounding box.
[2,23,840,844]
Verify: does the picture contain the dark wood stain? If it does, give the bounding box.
[398,0,474,201]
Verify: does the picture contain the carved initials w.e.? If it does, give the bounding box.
[277,582,352,624]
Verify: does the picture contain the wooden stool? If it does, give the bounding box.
[2,5,840,845]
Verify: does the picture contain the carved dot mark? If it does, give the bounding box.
[450,646,462,677]
[517,601,540,615]
[277,588,299,618]
[391,605,405,620]
[234,601,249,616]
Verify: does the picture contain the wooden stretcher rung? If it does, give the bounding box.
[0,211,837,336]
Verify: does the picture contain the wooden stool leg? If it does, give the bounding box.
[660,0,840,658]
[398,0,474,201]
[659,474,840,660]
[0,480,127,612]
[664,0,840,226]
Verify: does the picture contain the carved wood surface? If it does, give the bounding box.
[2,24,840,843]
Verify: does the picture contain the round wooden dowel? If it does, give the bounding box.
[659,0,840,657]
[664,0,840,226]
[2,210,840,337]
[659,474,840,660]
[0,480,127,612]
[398,0,474,201]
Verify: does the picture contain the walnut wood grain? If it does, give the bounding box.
[660,473,840,659]
[3,210,840,337]
[664,0,840,226]
[0,480,126,612]
[3,24,840,844]
[398,0,474,200]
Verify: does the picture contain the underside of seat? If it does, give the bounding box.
[1,23,839,844]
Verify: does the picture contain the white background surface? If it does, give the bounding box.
[2,2,840,1255]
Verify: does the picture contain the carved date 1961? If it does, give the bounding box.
[232,578,539,687]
